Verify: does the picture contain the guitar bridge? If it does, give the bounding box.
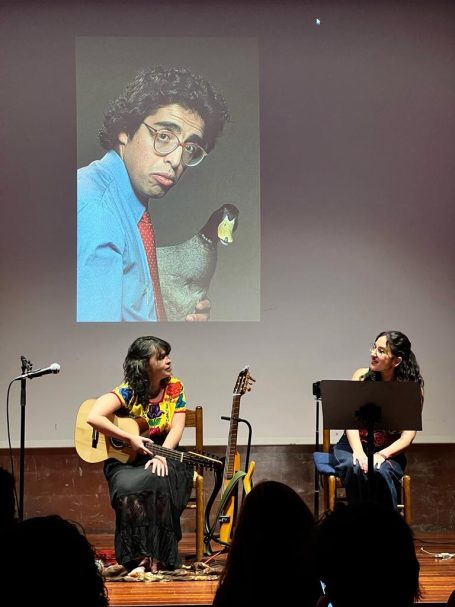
[219,515,230,524]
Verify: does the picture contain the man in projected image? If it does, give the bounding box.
[77,66,229,321]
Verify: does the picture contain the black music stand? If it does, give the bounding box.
[319,380,422,498]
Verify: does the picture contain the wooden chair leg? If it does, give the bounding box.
[322,476,330,512]
[328,474,337,511]
[402,474,412,525]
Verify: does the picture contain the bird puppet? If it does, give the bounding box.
[156,203,239,321]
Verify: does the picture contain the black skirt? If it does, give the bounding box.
[104,454,194,569]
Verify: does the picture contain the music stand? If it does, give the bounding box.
[319,380,422,497]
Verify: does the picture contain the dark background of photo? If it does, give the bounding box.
[0,0,454,448]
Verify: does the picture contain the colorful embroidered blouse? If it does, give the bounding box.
[112,377,186,437]
[358,429,400,450]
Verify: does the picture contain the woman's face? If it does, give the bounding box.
[147,350,172,382]
[369,335,401,376]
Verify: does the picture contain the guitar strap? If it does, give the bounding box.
[206,469,247,544]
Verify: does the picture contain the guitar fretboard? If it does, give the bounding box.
[224,393,241,479]
[144,441,221,469]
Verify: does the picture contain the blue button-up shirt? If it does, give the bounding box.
[77,150,157,321]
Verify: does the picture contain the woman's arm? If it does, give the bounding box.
[375,382,423,465]
[345,368,369,471]
[376,430,416,461]
[87,393,152,455]
[346,429,368,472]
[162,410,186,450]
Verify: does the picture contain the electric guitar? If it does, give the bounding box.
[205,367,255,548]
[74,399,222,470]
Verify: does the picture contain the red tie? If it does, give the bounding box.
[138,210,167,321]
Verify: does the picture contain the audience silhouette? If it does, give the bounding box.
[213,480,321,607]
[0,466,17,534]
[315,501,421,607]
[0,514,108,607]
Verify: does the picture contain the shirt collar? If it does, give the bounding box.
[102,150,147,223]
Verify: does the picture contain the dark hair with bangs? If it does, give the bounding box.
[123,336,171,405]
[99,66,230,153]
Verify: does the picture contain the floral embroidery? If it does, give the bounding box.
[117,385,134,406]
[166,381,182,399]
[112,377,186,438]
[147,404,163,420]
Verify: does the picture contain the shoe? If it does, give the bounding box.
[128,565,146,578]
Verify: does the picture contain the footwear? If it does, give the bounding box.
[128,565,146,578]
[133,556,159,573]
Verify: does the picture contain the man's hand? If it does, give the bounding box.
[185,298,211,322]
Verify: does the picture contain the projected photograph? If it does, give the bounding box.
[76,37,260,322]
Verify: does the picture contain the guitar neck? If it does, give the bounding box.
[144,441,220,470]
[224,393,241,480]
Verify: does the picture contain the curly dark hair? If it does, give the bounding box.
[0,515,108,607]
[123,336,171,405]
[99,66,230,153]
[363,330,424,386]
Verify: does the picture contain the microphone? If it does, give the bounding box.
[15,363,61,380]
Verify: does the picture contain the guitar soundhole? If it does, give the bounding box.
[110,438,127,449]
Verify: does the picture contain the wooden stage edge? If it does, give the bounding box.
[88,532,455,607]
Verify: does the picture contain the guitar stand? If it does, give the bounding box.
[222,415,254,500]
[204,415,254,554]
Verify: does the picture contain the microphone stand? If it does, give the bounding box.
[313,382,321,517]
[19,356,32,522]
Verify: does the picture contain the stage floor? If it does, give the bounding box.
[89,532,455,606]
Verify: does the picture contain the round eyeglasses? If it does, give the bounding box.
[369,343,391,357]
[142,122,207,167]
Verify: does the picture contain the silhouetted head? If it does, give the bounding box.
[315,502,421,607]
[0,515,108,607]
[213,480,321,607]
[0,467,17,531]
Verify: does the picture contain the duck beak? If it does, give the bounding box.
[218,216,235,245]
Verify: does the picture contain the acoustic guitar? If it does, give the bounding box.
[204,367,255,548]
[74,399,222,470]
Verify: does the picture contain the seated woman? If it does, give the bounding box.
[333,330,424,510]
[87,335,194,573]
